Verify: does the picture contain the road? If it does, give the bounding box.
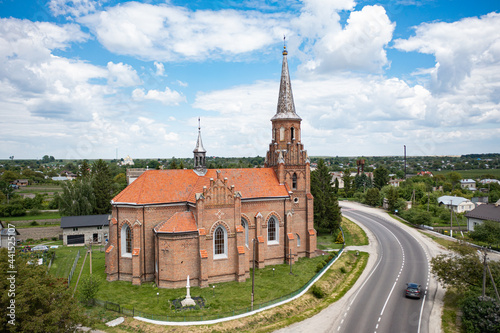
[277,201,445,333]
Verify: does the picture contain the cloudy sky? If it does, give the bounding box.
[0,0,499,160]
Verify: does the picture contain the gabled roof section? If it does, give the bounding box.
[60,214,109,229]
[438,196,471,206]
[154,211,198,233]
[271,46,301,121]
[465,204,500,223]
[112,168,289,205]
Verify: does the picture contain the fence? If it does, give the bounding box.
[68,249,81,286]
[93,235,346,323]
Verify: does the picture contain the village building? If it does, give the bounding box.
[61,214,110,246]
[105,47,317,288]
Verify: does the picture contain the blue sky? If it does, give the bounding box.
[0,0,499,160]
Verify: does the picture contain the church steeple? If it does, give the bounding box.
[193,118,207,176]
[266,43,309,193]
[272,43,301,121]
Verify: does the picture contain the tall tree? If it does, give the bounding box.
[59,178,95,216]
[91,159,113,214]
[79,160,90,178]
[342,170,352,197]
[0,248,90,332]
[365,188,380,206]
[373,166,389,189]
[311,159,342,234]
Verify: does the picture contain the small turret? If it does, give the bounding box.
[193,118,207,176]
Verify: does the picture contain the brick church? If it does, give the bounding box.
[105,46,317,288]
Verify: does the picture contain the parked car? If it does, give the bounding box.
[31,245,49,252]
[405,283,422,299]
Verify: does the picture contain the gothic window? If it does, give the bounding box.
[280,126,285,141]
[292,173,297,190]
[297,233,301,247]
[291,127,295,141]
[214,225,227,259]
[268,216,279,244]
[241,218,249,246]
[121,224,132,257]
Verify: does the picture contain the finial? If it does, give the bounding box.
[282,35,288,55]
[198,117,200,131]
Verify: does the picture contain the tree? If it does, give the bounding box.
[373,166,389,189]
[78,275,101,306]
[431,253,485,290]
[0,248,89,332]
[91,159,113,215]
[365,188,380,206]
[387,186,399,212]
[79,160,90,178]
[469,220,500,244]
[311,159,342,234]
[59,179,95,216]
[169,157,178,169]
[462,295,500,333]
[342,171,352,197]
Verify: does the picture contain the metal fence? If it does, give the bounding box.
[93,238,346,323]
[67,249,81,286]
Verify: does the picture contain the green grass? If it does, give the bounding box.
[433,169,500,179]
[317,217,369,250]
[2,212,61,222]
[442,289,462,333]
[56,247,336,318]
[16,184,62,193]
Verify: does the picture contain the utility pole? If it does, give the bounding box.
[450,199,453,238]
[483,249,487,298]
[251,238,256,311]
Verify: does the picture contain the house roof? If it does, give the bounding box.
[465,204,500,223]
[438,196,471,206]
[154,211,197,233]
[112,168,289,205]
[460,179,476,183]
[60,214,110,229]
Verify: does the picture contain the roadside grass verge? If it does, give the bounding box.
[88,251,368,333]
[317,217,368,250]
[441,289,461,333]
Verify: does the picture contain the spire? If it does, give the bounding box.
[193,117,206,153]
[193,117,207,176]
[272,38,301,121]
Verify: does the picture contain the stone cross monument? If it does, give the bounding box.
[181,275,196,307]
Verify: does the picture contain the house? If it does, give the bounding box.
[460,179,476,190]
[330,171,374,189]
[60,215,110,246]
[389,179,405,187]
[479,179,500,185]
[417,171,433,177]
[465,200,500,231]
[120,155,135,166]
[0,221,20,248]
[11,179,28,187]
[105,47,317,289]
[126,168,147,185]
[438,196,475,213]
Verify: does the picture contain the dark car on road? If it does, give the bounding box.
[405,283,421,299]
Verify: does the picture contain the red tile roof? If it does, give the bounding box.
[200,249,208,258]
[198,228,206,236]
[154,211,197,233]
[308,229,316,236]
[105,245,114,253]
[132,248,140,256]
[113,168,289,205]
[287,233,294,240]
[257,236,264,243]
[237,246,245,254]
[236,225,244,233]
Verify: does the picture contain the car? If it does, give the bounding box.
[405,283,422,299]
[31,245,49,252]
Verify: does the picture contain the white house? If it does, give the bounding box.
[438,195,475,213]
[465,200,500,231]
[460,179,476,190]
[60,215,110,246]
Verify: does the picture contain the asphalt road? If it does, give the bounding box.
[339,207,431,333]
[276,202,444,333]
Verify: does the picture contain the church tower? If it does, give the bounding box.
[266,45,310,194]
[193,118,207,176]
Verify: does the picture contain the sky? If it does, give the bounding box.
[0,0,499,160]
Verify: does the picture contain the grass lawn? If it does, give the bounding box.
[69,248,334,318]
[433,169,500,179]
[2,211,61,222]
[317,217,368,250]
[441,289,461,333]
[49,245,82,278]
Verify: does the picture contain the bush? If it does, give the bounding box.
[311,284,326,299]
[29,208,41,216]
[340,266,347,274]
[462,295,500,333]
[316,262,325,273]
[30,221,39,226]
[79,275,102,306]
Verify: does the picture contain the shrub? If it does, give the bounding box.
[462,295,500,333]
[340,266,347,274]
[311,284,326,299]
[316,262,325,273]
[30,221,39,226]
[29,208,41,216]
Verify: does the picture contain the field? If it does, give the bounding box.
[433,169,500,179]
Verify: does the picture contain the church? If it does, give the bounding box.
[105,46,317,288]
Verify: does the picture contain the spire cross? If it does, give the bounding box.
[198,117,201,131]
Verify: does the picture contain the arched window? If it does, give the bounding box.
[291,127,295,141]
[292,173,297,190]
[296,233,301,247]
[241,218,249,246]
[213,225,227,259]
[121,224,132,257]
[268,216,279,244]
[280,126,285,141]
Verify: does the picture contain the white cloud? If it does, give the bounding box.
[154,61,165,76]
[49,0,102,17]
[394,12,500,92]
[132,87,186,105]
[106,62,142,87]
[77,2,287,61]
